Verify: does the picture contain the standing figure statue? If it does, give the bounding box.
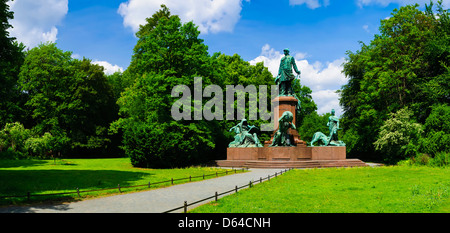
[228,119,263,148]
[271,111,296,147]
[327,109,344,146]
[275,48,301,96]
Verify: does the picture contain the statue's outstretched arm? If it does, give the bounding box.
[292,58,300,74]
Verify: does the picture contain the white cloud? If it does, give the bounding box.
[289,0,330,9]
[363,24,370,33]
[92,61,124,75]
[312,90,343,117]
[118,0,244,34]
[249,44,346,117]
[357,0,450,8]
[7,0,68,48]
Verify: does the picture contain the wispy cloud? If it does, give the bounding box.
[356,0,450,8]
[92,61,124,75]
[289,0,330,9]
[118,0,245,34]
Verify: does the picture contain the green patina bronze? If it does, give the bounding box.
[270,111,296,147]
[275,48,301,96]
[310,109,345,147]
[228,119,263,148]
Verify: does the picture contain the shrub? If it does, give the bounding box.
[413,153,431,166]
[0,122,31,156]
[123,121,215,168]
[429,152,450,167]
[374,107,423,164]
[0,122,64,159]
[419,104,450,155]
[24,132,54,158]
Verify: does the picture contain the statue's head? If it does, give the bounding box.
[281,111,294,122]
[283,48,290,55]
[331,109,335,115]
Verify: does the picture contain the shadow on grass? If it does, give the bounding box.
[0,160,49,168]
[0,169,155,211]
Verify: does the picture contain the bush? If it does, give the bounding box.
[0,122,64,159]
[374,107,423,164]
[429,152,450,167]
[413,153,431,166]
[123,121,215,168]
[24,132,54,158]
[398,152,450,167]
[419,104,450,155]
[0,122,31,157]
[0,147,23,160]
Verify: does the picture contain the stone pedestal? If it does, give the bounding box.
[311,146,346,160]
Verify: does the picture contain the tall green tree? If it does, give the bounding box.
[18,43,116,156]
[112,5,219,168]
[340,2,449,161]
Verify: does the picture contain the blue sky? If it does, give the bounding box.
[7,0,449,116]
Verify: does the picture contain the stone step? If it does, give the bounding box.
[215,159,368,169]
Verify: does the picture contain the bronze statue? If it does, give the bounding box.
[275,48,301,96]
[228,119,263,148]
[270,111,296,147]
[310,109,345,147]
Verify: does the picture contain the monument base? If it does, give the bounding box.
[215,159,367,169]
[217,145,367,168]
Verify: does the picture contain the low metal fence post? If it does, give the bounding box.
[184,201,187,213]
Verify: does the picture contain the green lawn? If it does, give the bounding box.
[0,158,238,206]
[191,166,450,213]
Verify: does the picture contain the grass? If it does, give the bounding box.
[190,166,450,213]
[0,158,240,206]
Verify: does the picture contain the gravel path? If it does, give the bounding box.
[1,168,287,213]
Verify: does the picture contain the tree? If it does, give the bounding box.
[18,43,116,156]
[112,5,219,168]
[340,2,449,161]
[0,0,26,127]
[125,4,210,82]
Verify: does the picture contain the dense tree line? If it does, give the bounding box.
[340,1,449,164]
[0,3,316,166]
[3,0,447,167]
